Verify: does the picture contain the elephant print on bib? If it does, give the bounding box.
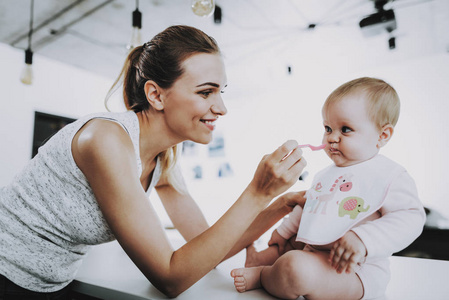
[338,197,370,219]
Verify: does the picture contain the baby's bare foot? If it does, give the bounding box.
[230,267,264,293]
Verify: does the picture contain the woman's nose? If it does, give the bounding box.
[211,95,227,116]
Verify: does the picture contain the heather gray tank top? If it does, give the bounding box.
[0,111,161,292]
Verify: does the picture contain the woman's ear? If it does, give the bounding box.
[144,80,165,111]
[377,124,394,148]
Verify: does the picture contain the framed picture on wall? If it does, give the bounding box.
[31,111,76,158]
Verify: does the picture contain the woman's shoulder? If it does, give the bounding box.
[73,117,134,157]
[79,111,137,130]
[73,115,135,163]
[73,111,137,145]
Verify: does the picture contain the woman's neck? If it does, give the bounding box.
[136,110,182,165]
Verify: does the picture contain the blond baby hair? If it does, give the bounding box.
[323,77,400,129]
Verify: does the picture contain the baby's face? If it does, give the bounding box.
[321,94,381,167]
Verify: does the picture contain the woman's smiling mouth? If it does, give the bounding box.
[200,119,216,130]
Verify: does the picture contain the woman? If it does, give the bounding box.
[0,25,306,299]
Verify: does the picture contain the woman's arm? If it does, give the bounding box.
[72,120,306,298]
[155,180,209,242]
[222,191,307,261]
[156,175,307,259]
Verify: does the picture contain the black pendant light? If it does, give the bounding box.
[128,0,142,50]
[20,0,35,85]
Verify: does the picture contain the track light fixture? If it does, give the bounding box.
[20,0,34,85]
[359,0,397,50]
[128,0,142,50]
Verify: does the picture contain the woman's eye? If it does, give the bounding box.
[198,90,212,98]
[324,126,332,133]
[342,126,352,133]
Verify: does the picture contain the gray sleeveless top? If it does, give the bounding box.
[0,111,161,292]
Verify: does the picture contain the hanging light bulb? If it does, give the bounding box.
[128,0,142,50]
[20,0,34,85]
[20,49,33,85]
[191,0,215,17]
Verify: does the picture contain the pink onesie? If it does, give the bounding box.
[277,155,426,299]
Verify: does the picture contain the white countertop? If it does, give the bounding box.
[73,232,449,300]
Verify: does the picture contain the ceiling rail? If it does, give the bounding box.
[30,0,115,51]
[10,0,87,47]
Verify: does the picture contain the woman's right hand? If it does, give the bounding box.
[248,140,306,204]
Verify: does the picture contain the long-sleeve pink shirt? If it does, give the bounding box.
[277,155,426,260]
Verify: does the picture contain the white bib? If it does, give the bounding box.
[297,155,404,245]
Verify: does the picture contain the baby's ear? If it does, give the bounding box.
[377,124,394,148]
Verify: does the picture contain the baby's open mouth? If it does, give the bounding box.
[330,147,339,153]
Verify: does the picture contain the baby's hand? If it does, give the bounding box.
[329,231,367,274]
[268,230,289,255]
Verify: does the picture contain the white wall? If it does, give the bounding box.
[0,43,124,185]
[1,41,448,229]
[180,51,449,226]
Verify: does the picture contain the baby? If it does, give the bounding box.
[231,77,426,300]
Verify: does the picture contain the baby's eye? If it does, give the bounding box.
[324,126,332,133]
[342,126,352,133]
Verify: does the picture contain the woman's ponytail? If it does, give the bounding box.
[105,46,147,111]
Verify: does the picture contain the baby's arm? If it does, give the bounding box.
[276,205,303,244]
[351,171,426,259]
[331,171,425,274]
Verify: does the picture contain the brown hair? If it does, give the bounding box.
[105,25,220,192]
[322,77,400,129]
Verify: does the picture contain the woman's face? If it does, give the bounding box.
[162,53,227,144]
[322,94,381,167]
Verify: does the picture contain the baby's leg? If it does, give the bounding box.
[245,244,279,267]
[260,250,364,300]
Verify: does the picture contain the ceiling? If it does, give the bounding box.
[1,0,449,80]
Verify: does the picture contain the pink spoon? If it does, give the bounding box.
[298,143,326,151]
[282,143,326,161]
